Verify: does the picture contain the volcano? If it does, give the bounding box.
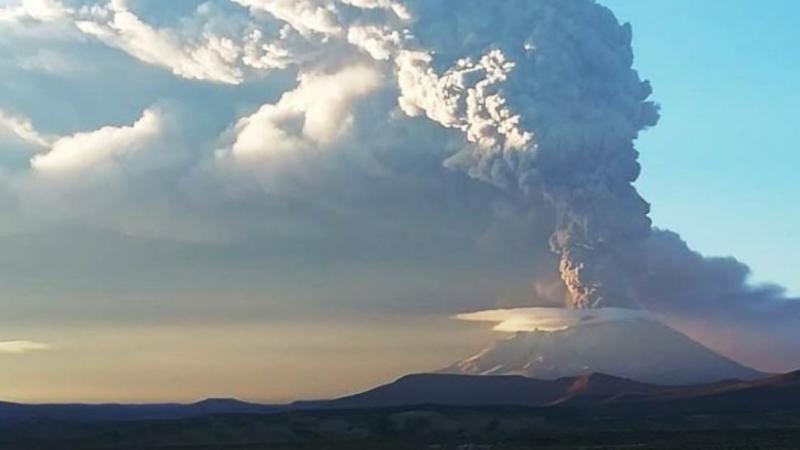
[441,316,766,385]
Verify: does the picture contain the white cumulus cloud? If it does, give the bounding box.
[0,0,67,23]
[31,108,163,174]
[224,65,383,162]
[73,1,266,84]
[0,109,54,150]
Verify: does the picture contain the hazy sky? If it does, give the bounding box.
[0,0,797,403]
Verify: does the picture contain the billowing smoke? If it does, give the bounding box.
[0,0,691,311]
[113,0,661,309]
[394,0,661,309]
[221,0,663,309]
[638,230,800,371]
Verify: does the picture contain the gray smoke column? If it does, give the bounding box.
[530,9,661,308]
[398,0,660,308]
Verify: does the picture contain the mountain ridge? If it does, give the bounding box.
[3,369,800,424]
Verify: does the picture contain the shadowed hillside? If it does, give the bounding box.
[2,371,800,449]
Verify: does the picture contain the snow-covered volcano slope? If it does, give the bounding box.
[442,317,765,385]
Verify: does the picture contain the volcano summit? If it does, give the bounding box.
[444,308,765,385]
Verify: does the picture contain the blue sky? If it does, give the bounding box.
[604,0,800,294]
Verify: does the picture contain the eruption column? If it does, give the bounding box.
[396,0,660,308]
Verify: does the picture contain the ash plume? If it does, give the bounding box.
[397,0,660,308]
[6,0,660,309]
[188,0,662,309]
